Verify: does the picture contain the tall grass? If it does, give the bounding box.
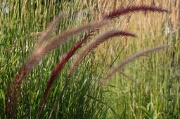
[1,0,180,119]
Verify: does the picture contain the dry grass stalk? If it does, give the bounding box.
[99,45,170,86]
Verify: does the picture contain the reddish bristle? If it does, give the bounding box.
[108,30,137,38]
[104,5,169,19]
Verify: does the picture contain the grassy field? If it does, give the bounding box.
[0,0,180,118]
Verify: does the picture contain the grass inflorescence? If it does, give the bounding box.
[2,0,179,118]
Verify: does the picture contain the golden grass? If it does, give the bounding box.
[91,0,179,66]
[5,0,178,118]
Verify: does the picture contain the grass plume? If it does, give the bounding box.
[104,5,169,19]
[5,3,170,118]
[99,45,170,86]
[35,12,64,48]
[45,29,136,118]
[42,20,109,53]
[38,32,93,117]
[6,14,109,118]
[69,29,136,76]
[5,12,63,118]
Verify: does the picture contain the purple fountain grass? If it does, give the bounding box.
[6,4,170,118]
[38,32,93,116]
[33,5,170,58]
[69,29,137,76]
[22,20,108,77]
[40,5,169,117]
[99,45,170,86]
[44,5,169,118]
[23,20,109,76]
[14,13,64,88]
[104,5,169,19]
[42,20,109,53]
[47,29,137,119]
[6,14,108,118]
[35,12,64,48]
[5,12,63,118]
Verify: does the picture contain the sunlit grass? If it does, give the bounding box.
[1,0,179,119]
